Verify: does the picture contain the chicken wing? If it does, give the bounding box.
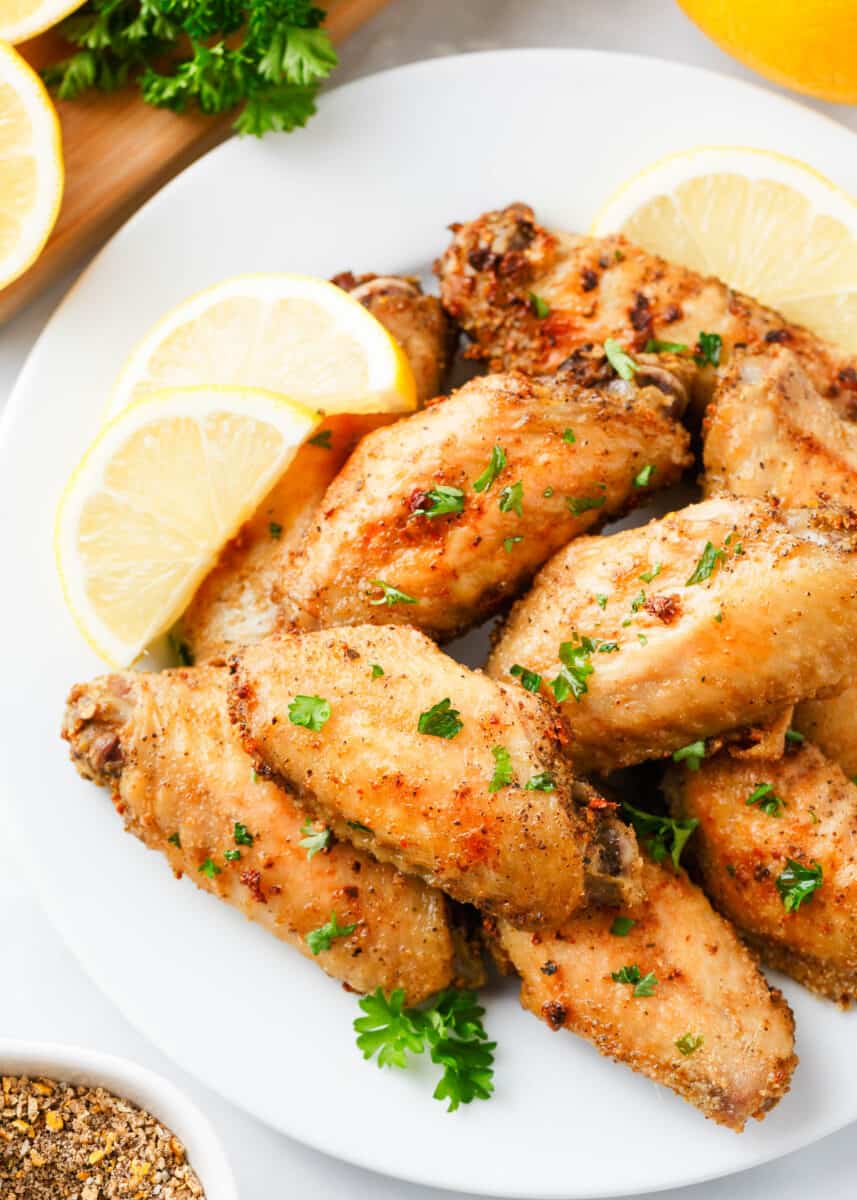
[793,687,857,777]
[492,859,796,1131]
[436,202,857,418]
[228,625,642,927]
[180,275,452,664]
[665,742,857,1005]
[281,365,691,641]
[487,497,857,772]
[62,665,466,1003]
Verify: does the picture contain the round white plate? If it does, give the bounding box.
[2,49,857,1199]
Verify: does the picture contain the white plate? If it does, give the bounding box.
[2,49,857,1199]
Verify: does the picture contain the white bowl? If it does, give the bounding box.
[0,1040,237,1200]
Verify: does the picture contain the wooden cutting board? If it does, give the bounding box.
[2,0,391,323]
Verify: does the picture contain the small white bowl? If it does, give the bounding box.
[0,1040,237,1200]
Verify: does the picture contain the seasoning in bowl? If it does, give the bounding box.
[0,1075,204,1198]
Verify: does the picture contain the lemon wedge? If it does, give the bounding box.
[56,386,319,666]
[0,0,86,44]
[0,41,63,290]
[591,145,857,352]
[106,273,417,421]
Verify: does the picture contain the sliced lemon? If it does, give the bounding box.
[0,41,63,290]
[56,386,319,666]
[591,145,857,352]
[0,0,86,44]
[106,274,417,421]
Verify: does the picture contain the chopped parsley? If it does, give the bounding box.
[686,540,726,585]
[644,338,689,354]
[610,916,636,937]
[550,635,596,703]
[413,485,465,518]
[224,849,241,862]
[309,428,332,449]
[503,536,523,553]
[368,579,417,606]
[354,987,495,1112]
[510,664,542,693]
[622,801,699,869]
[418,699,463,740]
[611,964,657,997]
[630,589,646,613]
[785,728,805,745]
[269,521,283,539]
[489,746,513,793]
[640,563,661,583]
[595,593,608,609]
[473,445,506,493]
[288,694,331,731]
[499,481,524,517]
[746,782,784,817]
[776,859,823,912]
[300,820,331,859]
[234,822,254,846]
[167,832,181,848]
[370,663,384,678]
[567,493,606,516]
[543,487,554,498]
[672,740,706,770]
[676,1033,704,1056]
[694,331,722,367]
[637,633,648,646]
[305,911,357,955]
[529,293,550,319]
[524,772,555,791]
[633,464,655,488]
[198,857,221,879]
[604,338,638,380]
[562,428,576,444]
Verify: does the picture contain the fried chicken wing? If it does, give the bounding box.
[665,742,857,1005]
[487,497,857,772]
[281,367,691,641]
[228,626,642,927]
[492,860,796,1130]
[180,276,452,664]
[62,665,465,1003]
[436,203,857,418]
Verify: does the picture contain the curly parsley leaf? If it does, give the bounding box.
[694,331,722,367]
[776,859,823,912]
[676,1032,704,1056]
[622,801,698,869]
[305,910,357,955]
[288,693,331,731]
[489,745,513,792]
[413,485,465,518]
[524,772,555,791]
[234,821,255,846]
[510,664,542,693]
[418,698,463,740]
[300,819,331,859]
[550,635,597,703]
[611,964,657,997]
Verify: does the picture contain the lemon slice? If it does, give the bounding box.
[56,386,319,666]
[106,274,417,421]
[0,0,85,44]
[0,41,63,289]
[591,146,857,352]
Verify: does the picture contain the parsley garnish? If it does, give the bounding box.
[473,445,506,493]
[499,481,524,517]
[524,772,555,791]
[567,493,606,515]
[418,699,463,740]
[543,487,554,498]
[300,819,331,859]
[529,293,550,319]
[746,782,784,817]
[413,485,465,518]
[562,428,576,444]
[622,801,698,868]
[610,916,635,937]
[633,464,655,488]
[785,728,805,745]
[595,593,608,609]
[604,338,638,380]
[672,740,706,770]
[44,0,338,138]
[694,331,722,367]
[354,988,495,1112]
[640,563,661,583]
[167,831,181,848]
[198,857,221,879]
[368,579,417,606]
[611,965,657,997]
[305,911,357,955]
[630,589,646,613]
[309,428,332,448]
[676,1033,704,1056]
[637,633,648,646]
[503,536,523,553]
[776,859,823,912]
[224,848,241,862]
[234,822,254,846]
[288,694,331,731]
[686,541,726,585]
[489,746,513,793]
[510,664,542,693]
[269,521,283,539]
[645,338,689,354]
[550,635,596,703]
[370,663,384,678]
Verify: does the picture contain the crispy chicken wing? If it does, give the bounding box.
[436,203,857,418]
[180,276,452,664]
[228,626,642,927]
[665,742,857,1005]
[281,366,691,641]
[62,665,465,1003]
[492,860,796,1130]
[487,497,857,772]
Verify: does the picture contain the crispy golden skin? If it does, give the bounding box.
[436,203,857,418]
[665,742,857,1005]
[180,277,452,664]
[493,860,796,1131]
[282,368,691,642]
[487,497,857,772]
[704,348,857,506]
[228,626,642,927]
[61,666,463,1003]
[794,687,857,777]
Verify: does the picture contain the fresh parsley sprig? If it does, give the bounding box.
[354,988,495,1112]
[622,801,698,869]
